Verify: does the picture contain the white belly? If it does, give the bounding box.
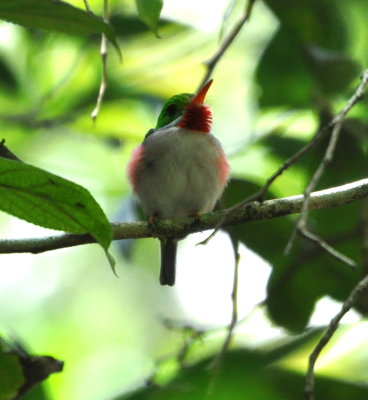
[135,126,226,219]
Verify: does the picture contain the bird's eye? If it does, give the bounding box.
[166,103,177,116]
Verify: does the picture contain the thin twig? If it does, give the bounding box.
[145,325,204,386]
[208,241,240,393]
[217,242,240,359]
[220,242,240,358]
[91,0,109,122]
[83,0,92,12]
[198,0,257,89]
[361,200,368,272]
[201,70,368,246]
[176,330,204,367]
[298,229,356,268]
[218,0,239,41]
[304,273,368,400]
[286,70,368,259]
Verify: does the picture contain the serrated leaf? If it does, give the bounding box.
[0,157,112,252]
[0,0,121,57]
[135,0,163,36]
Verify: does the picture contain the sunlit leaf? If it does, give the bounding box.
[0,0,120,56]
[0,157,112,252]
[135,0,163,36]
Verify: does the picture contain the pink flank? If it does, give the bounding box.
[128,145,144,192]
[218,151,230,187]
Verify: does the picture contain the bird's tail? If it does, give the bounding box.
[160,239,177,286]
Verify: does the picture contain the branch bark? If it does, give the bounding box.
[0,178,367,255]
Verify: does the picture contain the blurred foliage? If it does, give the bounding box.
[118,335,368,400]
[135,0,163,36]
[0,0,367,399]
[0,337,62,400]
[0,342,23,400]
[0,0,120,55]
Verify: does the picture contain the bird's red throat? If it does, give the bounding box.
[177,104,212,133]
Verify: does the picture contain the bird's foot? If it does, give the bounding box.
[148,214,160,237]
[190,212,201,225]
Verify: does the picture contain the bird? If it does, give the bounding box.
[128,80,229,286]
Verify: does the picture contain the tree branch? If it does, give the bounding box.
[0,178,367,255]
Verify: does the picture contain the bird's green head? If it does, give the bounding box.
[155,93,193,129]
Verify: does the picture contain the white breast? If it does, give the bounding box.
[135,126,226,219]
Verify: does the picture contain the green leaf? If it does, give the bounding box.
[0,57,17,91]
[0,338,63,400]
[16,384,48,400]
[256,27,314,108]
[305,45,360,95]
[0,0,120,57]
[135,0,163,36]
[264,0,349,50]
[256,28,359,108]
[258,0,360,108]
[0,157,112,252]
[119,347,368,400]
[0,344,24,400]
